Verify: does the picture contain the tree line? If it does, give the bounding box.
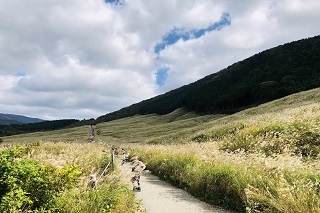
[0,119,79,137]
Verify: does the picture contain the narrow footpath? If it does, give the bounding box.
[118,159,232,213]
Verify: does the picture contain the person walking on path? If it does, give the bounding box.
[121,149,130,165]
[130,156,146,191]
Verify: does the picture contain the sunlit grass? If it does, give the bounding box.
[0,141,140,212]
[1,88,320,212]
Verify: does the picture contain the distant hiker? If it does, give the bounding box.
[121,149,130,165]
[87,135,94,143]
[90,125,95,136]
[87,125,95,143]
[130,156,146,191]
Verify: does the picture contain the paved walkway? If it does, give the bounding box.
[119,160,232,213]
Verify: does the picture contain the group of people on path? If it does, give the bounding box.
[89,147,146,191]
[120,148,146,192]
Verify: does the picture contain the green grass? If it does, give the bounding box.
[0,142,140,212]
[2,88,320,212]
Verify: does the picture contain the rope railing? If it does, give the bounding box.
[97,161,111,182]
[90,151,115,189]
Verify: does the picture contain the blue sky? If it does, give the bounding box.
[0,0,320,119]
[105,0,123,5]
[16,72,26,77]
[154,13,231,54]
[156,68,169,87]
[154,12,231,86]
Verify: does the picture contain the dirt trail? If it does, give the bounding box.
[118,159,232,213]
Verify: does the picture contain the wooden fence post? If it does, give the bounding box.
[111,150,114,171]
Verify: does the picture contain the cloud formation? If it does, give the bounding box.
[0,0,319,120]
[154,12,231,54]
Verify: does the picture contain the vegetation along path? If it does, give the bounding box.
[118,158,231,213]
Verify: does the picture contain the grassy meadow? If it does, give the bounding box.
[1,88,320,212]
[0,141,141,212]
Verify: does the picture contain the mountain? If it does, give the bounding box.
[0,119,80,137]
[0,113,44,125]
[95,35,320,124]
[2,35,320,134]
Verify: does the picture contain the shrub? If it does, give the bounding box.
[211,123,246,140]
[251,123,289,137]
[191,134,210,143]
[189,163,248,211]
[245,169,320,212]
[260,138,287,156]
[146,154,198,189]
[294,131,320,157]
[54,180,139,213]
[0,147,81,212]
[192,123,246,143]
[220,134,257,153]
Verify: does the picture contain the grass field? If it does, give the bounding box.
[1,88,320,212]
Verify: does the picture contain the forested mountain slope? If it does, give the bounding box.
[2,35,320,133]
[95,35,320,123]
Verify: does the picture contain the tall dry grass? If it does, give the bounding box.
[0,141,141,213]
[121,89,320,212]
[1,88,320,212]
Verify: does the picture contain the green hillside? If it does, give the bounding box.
[2,87,320,145]
[1,35,320,212]
[95,35,320,123]
[1,87,320,212]
[1,35,319,136]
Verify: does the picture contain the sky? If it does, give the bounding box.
[0,0,320,120]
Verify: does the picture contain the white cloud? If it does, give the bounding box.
[0,0,319,120]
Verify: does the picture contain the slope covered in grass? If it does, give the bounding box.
[126,88,320,212]
[95,35,320,124]
[1,88,320,212]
